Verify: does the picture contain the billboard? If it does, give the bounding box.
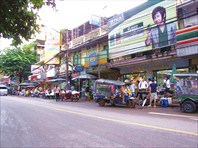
[44,29,60,64]
[31,65,44,74]
[108,0,177,59]
[90,14,101,26]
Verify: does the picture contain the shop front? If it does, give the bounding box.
[176,25,198,73]
[120,58,189,85]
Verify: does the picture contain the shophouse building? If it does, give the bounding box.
[107,0,198,85]
[59,18,119,90]
[32,17,116,90]
[31,0,197,90]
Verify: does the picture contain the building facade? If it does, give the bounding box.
[32,0,198,90]
[106,0,198,85]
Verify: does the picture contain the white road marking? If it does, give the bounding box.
[149,112,198,119]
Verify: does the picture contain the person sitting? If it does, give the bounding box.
[60,89,66,101]
[25,89,30,97]
[114,86,121,98]
[123,79,130,104]
[45,88,54,99]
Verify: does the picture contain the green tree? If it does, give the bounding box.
[0,43,38,83]
[0,0,55,45]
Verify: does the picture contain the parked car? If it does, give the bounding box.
[0,85,8,96]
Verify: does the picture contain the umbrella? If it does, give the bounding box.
[26,85,35,89]
[19,82,38,86]
[170,64,176,83]
[72,74,97,80]
[47,78,66,82]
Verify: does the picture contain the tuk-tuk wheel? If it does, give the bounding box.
[182,100,196,113]
[127,100,136,108]
[98,99,105,107]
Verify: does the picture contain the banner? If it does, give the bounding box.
[108,0,177,59]
[44,29,60,64]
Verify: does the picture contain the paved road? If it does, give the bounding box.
[1,96,198,147]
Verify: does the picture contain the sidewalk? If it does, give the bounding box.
[17,95,182,114]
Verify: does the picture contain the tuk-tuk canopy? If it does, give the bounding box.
[95,79,125,86]
[174,73,198,79]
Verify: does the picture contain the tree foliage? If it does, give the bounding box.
[0,43,38,82]
[0,0,55,46]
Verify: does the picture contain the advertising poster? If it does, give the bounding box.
[89,52,98,66]
[108,0,177,59]
[44,30,60,64]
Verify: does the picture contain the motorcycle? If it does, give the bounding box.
[61,90,80,102]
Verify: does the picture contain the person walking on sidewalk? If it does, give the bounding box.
[148,78,158,108]
[55,85,60,102]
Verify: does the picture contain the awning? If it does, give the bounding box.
[72,74,97,80]
[19,82,39,86]
[46,78,66,82]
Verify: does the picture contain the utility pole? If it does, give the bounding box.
[66,49,69,90]
[63,43,69,90]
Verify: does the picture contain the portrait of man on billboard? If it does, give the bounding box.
[145,6,177,49]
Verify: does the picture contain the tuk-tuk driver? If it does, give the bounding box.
[123,79,130,103]
[115,86,121,98]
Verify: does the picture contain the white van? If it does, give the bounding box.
[0,85,8,96]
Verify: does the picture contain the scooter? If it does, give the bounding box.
[61,90,80,102]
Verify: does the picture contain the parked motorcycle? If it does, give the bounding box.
[61,90,80,102]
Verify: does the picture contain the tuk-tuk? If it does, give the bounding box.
[94,79,135,108]
[174,73,198,113]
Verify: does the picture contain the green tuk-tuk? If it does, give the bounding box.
[174,73,198,113]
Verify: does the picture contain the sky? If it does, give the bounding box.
[0,0,147,49]
[38,0,147,30]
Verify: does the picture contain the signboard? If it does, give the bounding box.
[90,14,101,26]
[89,52,98,66]
[74,65,84,72]
[108,0,178,59]
[44,29,60,64]
[46,65,56,77]
[31,65,44,74]
[120,59,189,74]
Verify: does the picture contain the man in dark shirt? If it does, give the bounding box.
[148,79,158,108]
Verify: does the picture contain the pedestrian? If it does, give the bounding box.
[137,77,149,100]
[148,78,152,85]
[163,75,171,95]
[85,79,90,101]
[148,78,158,108]
[129,79,136,97]
[55,85,60,102]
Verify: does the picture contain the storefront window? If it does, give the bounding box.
[155,68,189,86]
[123,72,146,82]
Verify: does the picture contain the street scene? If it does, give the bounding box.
[1,96,198,147]
[0,0,198,147]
